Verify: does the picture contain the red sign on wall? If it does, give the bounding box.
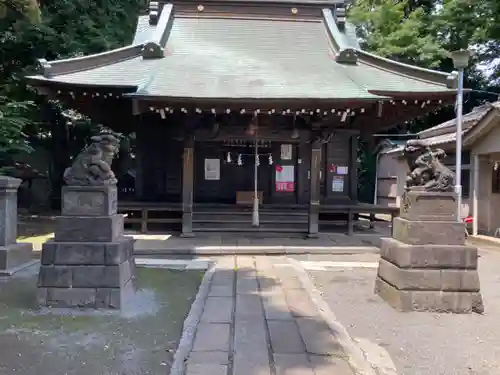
[275,182,295,192]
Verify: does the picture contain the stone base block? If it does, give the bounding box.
[37,235,135,309]
[0,242,34,275]
[62,185,117,217]
[41,236,134,266]
[393,217,465,246]
[400,191,457,221]
[380,237,478,269]
[377,258,480,292]
[37,279,135,309]
[374,276,484,314]
[38,259,134,289]
[54,214,124,242]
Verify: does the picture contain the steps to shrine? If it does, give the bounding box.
[192,207,309,233]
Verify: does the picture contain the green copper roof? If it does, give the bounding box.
[27,1,456,102]
[138,17,378,99]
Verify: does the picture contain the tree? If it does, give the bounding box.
[0,0,41,24]
[349,0,500,201]
[1,0,146,206]
[0,95,33,169]
[349,0,446,68]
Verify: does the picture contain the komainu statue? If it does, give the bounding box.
[64,134,120,186]
[403,139,455,192]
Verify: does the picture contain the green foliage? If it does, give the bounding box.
[349,0,446,68]
[0,0,144,206]
[350,0,500,201]
[0,95,33,163]
[0,0,41,24]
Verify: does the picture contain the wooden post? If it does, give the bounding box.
[134,126,144,200]
[181,137,195,237]
[349,135,358,201]
[472,153,479,236]
[308,142,321,237]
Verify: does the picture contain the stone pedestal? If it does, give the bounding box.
[37,185,135,309]
[0,176,34,276]
[375,191,484,314]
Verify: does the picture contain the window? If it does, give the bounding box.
[448,166,470,198]
[462,169,470,198]
[443,152,470,198]
[492,167,500,194]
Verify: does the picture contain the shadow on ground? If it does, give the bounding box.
[182,257,357,375]
[0,256,359,375]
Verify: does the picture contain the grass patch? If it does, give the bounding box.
[0,266,204,375]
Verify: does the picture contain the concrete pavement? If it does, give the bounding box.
[170,256,369,375]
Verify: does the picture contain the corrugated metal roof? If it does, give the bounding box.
[380,102,499,155]
[417,104,491,138]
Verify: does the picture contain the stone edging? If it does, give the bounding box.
[287,258,381,375]
[168,265,215,375]
[134,246,380,256]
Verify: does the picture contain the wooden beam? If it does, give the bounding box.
[349,135,358,201]
[181,136,195,237]
[308,141,321,238]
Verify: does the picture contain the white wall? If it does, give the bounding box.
[376,151,408,207]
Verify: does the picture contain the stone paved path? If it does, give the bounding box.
[182,256,356,375]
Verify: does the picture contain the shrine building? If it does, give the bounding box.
[27,0,459,236]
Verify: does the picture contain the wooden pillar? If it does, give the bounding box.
[181,137,195,237]
[308,142,321,238]
[472,153,479,236]
[349,135,358,201]
[134,126,144,200]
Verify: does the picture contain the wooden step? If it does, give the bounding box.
[192,227,308,235]
[192,220,308,231]
[193,209,308,216]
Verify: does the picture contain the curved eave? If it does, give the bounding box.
[124,93,389,103]
[367,89,461,98]
[36,44,145,78]
[26,75,138,91]
[29,3,174,84]
[177,0,346,6]
[356,50,456,89]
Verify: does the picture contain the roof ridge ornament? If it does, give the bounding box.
[333,3,346,30]
[142,42,164,58]
[149,1,160,25]
[336,49,358,64]
[322,8,357,64]
[37,58,53,78]
[143,3,174,59]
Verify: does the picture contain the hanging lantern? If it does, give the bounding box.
[268,154,273,165]
[256,154,260,166]
[237,154,243,166]
[226,152,232,163]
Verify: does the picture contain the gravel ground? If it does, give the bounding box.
[0,265,203,375]
[308,250,500,375]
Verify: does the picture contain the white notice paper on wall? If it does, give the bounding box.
[276,165,295,183]
[204,158,220,180]
[332,176,345,192]
[337,166,349,175]
[281,144,293,160]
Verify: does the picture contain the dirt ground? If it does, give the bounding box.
[0,264,203,375]
[308,250,500,375]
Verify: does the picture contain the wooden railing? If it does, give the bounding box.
[118,201,399,235]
